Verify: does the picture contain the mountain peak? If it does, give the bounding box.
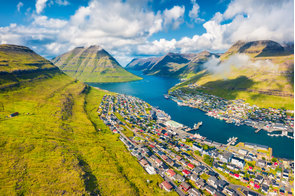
[52,45,141,83]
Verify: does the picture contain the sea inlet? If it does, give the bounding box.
[90,70,294,159]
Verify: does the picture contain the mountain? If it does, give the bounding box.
[126,51,217,78]
[0,45,166,195]
[0,44,61,89]
[52,45,141,83]
[170,40,294,110]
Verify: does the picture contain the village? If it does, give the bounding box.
[168,88,294,139]
[98,94,294,196]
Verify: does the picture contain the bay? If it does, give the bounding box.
[89,70,294,159]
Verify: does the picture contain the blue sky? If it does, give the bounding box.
[0,0,293,65]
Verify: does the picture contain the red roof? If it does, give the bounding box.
[149,144,155,148]
[167,169,176,176]
[234,174,240,177]
[249,166,253,170]
[161,181,172,190]
[254,184,260,189]
[182,169,190,175]
[187,163,195,169]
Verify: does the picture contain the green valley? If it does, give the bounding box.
[0,44,173,195]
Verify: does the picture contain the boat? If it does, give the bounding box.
[164,94,169,99]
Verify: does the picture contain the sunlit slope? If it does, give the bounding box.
[0,45,174,196]
[170,40,294,109]
[52,45,141,83]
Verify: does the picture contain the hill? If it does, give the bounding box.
[126,51,217,78]
[52,45,141,83]
[0,44,174,195]
[170,40,294,110]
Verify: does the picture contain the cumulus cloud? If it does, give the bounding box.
[189,0,204,23]
[17,2,24,12]
[138,0,293,57]
[203,54,276,77]
[0,0,293,66]
[36,0,48,14]
[163,6,185,29]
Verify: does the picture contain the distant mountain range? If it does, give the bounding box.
[52,45,141,83]
[126,51,218,78]
[169,40,294,110]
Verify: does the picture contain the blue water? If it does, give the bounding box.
[89,71,294,159]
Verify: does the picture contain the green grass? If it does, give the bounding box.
[0,71,175,195]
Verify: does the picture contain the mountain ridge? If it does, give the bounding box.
[52,45,141,83]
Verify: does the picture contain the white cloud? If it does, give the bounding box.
[17,2,24,12]
[189,0,204,23]
[0,0,293,66]
[36,0,48,14]
[55,0,69,6]
[203,54,276,77]
[163,6,185,29]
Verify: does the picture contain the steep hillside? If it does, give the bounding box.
[126,51,216,78]
[0,45,173,195]
[170,40,294,109]
[52,45,141,83]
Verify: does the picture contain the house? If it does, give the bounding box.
[180,182,191,192]
[192,143,203,152]
[173,174,185,182]
[261,184,269,194]
[145,165,156,175]
[256,159,266,168]
[182,169,191,176]
[254,175,264,184]
[187,163,195,169]
[224,186,235,196]
[238,149,248,156]
[195,178,205,189]
[204,185,216,195]
[217,179,227,189]
[190,173,199,182]
[188,188,201,196]
[155,159,163,167]
[160,181,173,192]
[241,177,249,183]
[167,169,176,178]
[207,176,218,188]
[139,158,148,167]
[219,151,233,163]
[193,166,205,174]
[231,156,245,168]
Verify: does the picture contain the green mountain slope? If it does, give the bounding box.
[0,44,173,195]
[52,45,141,83]
[170,40,294,109]
[126,51,217,78]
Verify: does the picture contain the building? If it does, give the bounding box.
[160,181,173,192]
[180,182,191,192]
[219,151,233,163]
[231,156,245,168]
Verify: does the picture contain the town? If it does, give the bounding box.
[98,94,294,196]
[168,88,294,139]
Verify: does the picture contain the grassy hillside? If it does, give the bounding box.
[52,45,142,83]
[0,45,175,195]
[170,41,294,110]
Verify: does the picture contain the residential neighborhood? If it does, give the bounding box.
[169,89,294,139]
[98,94,294,196]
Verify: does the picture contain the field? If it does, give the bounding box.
[0,71,175,195]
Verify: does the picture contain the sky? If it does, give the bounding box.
[0,0,293,66]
